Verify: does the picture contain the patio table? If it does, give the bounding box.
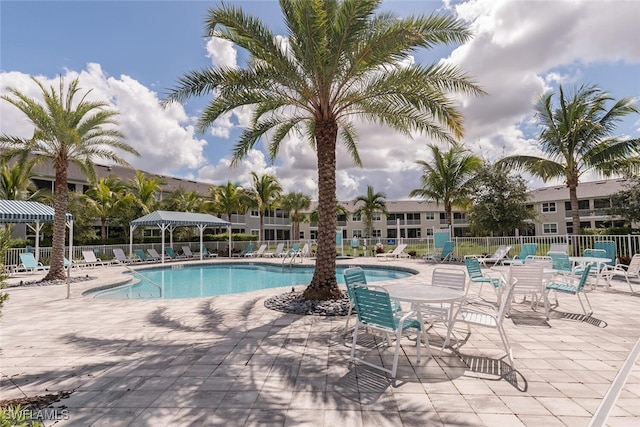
[384,283,466,356]
[569,256,612,287]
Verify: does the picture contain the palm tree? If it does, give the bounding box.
[160,188,205,212]
[353,185,388,238]
[0,160,43,201]
[209,181,250,222]
[280,191,312,241]
[127,171,165,215]
[84,177,126,241]
[409,142,483,226]
[164,0,482,300]
[248,172,282,243]
[0,76,139,280]
[497,84,640,235]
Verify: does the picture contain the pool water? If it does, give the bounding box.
[88,263,414,300]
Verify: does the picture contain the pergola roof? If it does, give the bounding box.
[0,200,73,223]
[130,210,230,227]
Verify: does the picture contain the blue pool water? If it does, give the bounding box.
[88,263,414,300]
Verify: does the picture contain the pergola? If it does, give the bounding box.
[0,200,74,263]
[0,200,75,297]
[129,210,231,263]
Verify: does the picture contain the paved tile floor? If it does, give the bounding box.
[1,258,638,426]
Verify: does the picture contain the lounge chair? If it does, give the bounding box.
[299,243,311,258]
[233,242,254,258]
[113,248,140,264]
[264,243,284,258]
[164,247,186,260]
[423,241,455,263]
[201,246,218,258]
[476,245,512,267]
[502,243,538,265]
[181,246,198,258]
[375,243,409,260]
[147,248,163,261]
[81,250,110,267]
[547,243,568,255]
[134,249,156,263]
[18,252,49,272]
[281,243,301,258]
[245,243,267,258]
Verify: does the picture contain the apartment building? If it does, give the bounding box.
[22,160,630,241]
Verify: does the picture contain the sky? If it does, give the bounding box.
[1,0,639,201]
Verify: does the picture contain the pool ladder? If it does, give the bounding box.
[120,263,164,298]
[281,249,302,268]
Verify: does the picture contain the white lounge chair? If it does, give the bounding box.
[245,243,267,258]
[263,243,284,258]
[375,243,409,260]
[182,246,198,258]
[113,248,140,264]
[81,250,110,267]
[476,245,512,267]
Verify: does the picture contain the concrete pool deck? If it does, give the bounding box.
[1,257,639,426]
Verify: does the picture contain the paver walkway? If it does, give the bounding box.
[1,258,638,426]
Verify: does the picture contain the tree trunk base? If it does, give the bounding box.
[302,281,343,301]
[43,271,66,281]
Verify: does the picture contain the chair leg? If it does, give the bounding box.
[349,322,360,363]
[343,302,354,335]
[497,325,514,367]
[577,293,593,317]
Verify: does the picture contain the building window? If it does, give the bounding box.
[250,210,259,217]
[543,223,558,234]
[542,202,556,213]
[352,213,361,221]
[372,212,382,221]
[310,230,318,240]
[372,229,381,238]
[299,231,305,240]
[407,228,421,238]
[352,230,362,238]
[250,229,259,236]
[425,212,435,220]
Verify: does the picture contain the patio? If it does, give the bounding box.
[1,258,639,426]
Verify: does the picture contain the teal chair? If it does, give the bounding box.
[350,284,422,378]
[423,241,455,263]
[548,252,574,274]
[544,264,592,318]
[165,247,186,260]
[201,246,218,258]
[503,243,538,265]
[464,257,502,300]
[594,241,616,266]
[343,267,401,334]
[232,242,254,258]
[18,253,49,272]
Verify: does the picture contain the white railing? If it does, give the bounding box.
[4,234,639,267]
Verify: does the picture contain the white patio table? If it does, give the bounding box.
[569,256,612,287]
[384,283,466,356]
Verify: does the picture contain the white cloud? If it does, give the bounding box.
[205,37,238,69]
[0,64,207,174]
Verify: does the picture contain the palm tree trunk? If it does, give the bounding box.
[303,120,342,301]
[569,182,581,255]
[43,160,68,280]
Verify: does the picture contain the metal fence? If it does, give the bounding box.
[5,234,640,267]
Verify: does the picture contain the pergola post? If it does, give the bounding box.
[197,224,206,261]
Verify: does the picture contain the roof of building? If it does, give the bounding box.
[526,178,630,203]
[0,200,73,223]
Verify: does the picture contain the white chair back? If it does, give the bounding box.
[432,268,467,292]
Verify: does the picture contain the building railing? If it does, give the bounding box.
[6,234,639,268]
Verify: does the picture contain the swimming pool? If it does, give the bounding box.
[87,263,416,300]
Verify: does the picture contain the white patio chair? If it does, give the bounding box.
[603,254,640,294]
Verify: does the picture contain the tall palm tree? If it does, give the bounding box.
[164,0,482,300]
[409,142,483,226]
[127,170,165,215]
[497,84,640,235]
[280,191,312,241]
[248,172,282,244]
[0,76,139,280]
[84,177,127,241]
[353,185,388,238]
